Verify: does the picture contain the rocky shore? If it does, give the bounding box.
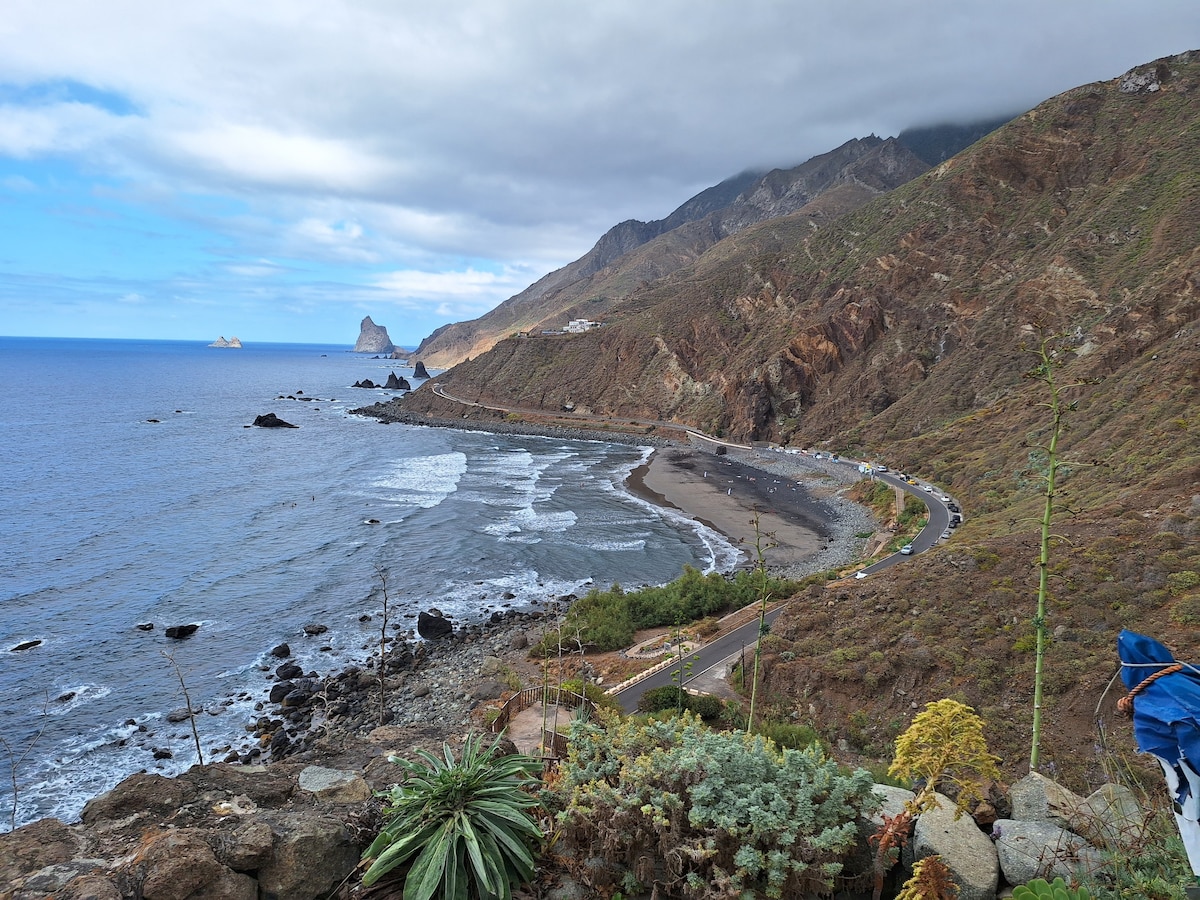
[1,410,888,898]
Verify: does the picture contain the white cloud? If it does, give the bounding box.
[0,1,1197,342]
[373,267,527,318]
[0,101,127,157]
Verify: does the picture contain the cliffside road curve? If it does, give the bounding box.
[426,382,963,702]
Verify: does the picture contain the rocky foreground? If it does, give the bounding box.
[0,607,553,899]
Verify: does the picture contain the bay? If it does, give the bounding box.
[0,336,738,828]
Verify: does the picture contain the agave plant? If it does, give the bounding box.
[360,733,544,899]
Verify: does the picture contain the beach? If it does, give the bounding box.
[626,443,875,578]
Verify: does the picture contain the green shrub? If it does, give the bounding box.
[361,733,543,897]
[637,685,687,713]
[687,694,725,721]
[754,720,824,751]
[557,713,879,898]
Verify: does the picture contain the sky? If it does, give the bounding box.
[1,2,1196,348]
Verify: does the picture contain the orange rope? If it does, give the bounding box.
[1117,663,1183,717]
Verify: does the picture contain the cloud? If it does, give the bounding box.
[0,1,1197,342]
[373,266,531,318]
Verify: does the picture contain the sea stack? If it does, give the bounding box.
[209,336,243,348]
[354,316,395,354]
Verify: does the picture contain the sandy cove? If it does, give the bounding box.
[626,443,875,578]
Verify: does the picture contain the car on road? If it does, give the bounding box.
[940,494,951,503]
[941,529,951,539]
[900,544,914,555]
[922,485,933,493]
[855,570,869,579]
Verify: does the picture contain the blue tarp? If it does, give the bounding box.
[1117,629,1200,877]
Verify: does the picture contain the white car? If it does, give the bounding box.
[940,494,951,503]
[922,485,933,493]
[900,544,914,555]
[855,570,869,579]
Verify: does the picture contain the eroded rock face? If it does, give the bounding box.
[354,316,395,354]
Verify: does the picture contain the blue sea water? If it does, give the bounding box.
[0,337,739,829]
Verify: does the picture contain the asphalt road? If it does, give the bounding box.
[612,460,963,712]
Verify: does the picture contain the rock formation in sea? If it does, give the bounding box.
[208,336,243,348]
[413,361,431,379]
[384,371,411,390]
[252,413,298,428]
[353,316,395,354]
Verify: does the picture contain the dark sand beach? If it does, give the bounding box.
[626,445,867,573]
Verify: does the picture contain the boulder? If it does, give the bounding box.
[1009,771,1086,828]
[418,610,454,640]
[992,818,1104,885]
[303,623,328,636]
[413,361,431,379]
[255,813,359,900]
[10,639,42,652]
[165,623,199,639]
[59,873,124,899]
[470,679,506,701]
[127,829,227,900]
[910,792,999,900]
[82,773,195,826]
[269,643,291,659]
[297,766,372,804]
[1069,782,1145,851]
[275,662,303,679]
[251,413,297,429]
[215,821,275,872]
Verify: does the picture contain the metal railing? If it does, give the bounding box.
[488,685,596,736]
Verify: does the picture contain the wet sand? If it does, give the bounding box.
[626,447,833,570]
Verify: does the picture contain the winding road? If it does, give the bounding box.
[424,381,962,712]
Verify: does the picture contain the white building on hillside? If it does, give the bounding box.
[565,319,601,333]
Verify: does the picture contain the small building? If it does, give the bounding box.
[565,319,601,333]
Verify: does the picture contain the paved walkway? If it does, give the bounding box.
[504,702,576,755]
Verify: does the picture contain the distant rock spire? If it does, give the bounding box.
[354,316,395,354]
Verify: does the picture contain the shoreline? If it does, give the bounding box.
[352,399,876,579]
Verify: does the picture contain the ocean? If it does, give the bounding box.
[0,337,740,830]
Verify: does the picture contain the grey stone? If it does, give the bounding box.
[1009,771,1085,827]
[992,818,1105,886]
[911,792,999,900]
[297,766,372,804]
[1070,782,1145,851]
[480,655,503,676]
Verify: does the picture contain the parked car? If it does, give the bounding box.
[940,494,951,503]
[900,544,914,555]
[941,529,951,539]
[855,570,869,579]
[922,485,933,493]
[948,502,961,513]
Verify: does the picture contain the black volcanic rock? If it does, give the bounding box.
[252,413,297,428]
[352,379,378,389]
[417,610,454,640]
[384,371,411,390]
[413,361,431,379]
[165,624,199,639]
